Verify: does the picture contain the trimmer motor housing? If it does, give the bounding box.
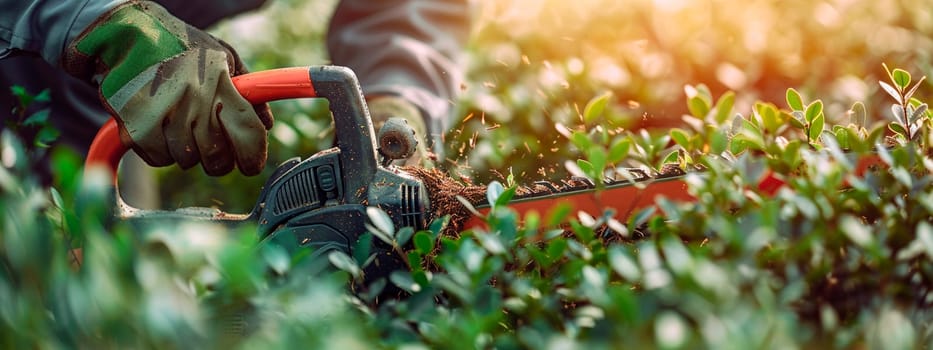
[88,66,432,264]
[247,66,432,260]
[254,149,430,259]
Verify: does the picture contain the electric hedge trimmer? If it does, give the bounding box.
[84,66,882,274]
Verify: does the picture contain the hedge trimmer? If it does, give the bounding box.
[84,66,881,272]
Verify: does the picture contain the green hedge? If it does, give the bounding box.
[3,1,933,348]
[2,65,932,348]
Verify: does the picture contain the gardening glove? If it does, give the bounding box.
[368,96,431,167]
[61,1,273,176]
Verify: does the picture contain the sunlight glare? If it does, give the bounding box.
[652,0,688,11]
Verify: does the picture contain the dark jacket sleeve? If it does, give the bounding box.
[156,0,268,29]
[0,0,124,64]
[327,0,470,144]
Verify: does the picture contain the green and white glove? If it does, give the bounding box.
[62,1,273,176]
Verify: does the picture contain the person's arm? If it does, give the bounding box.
[2,0,273,176]
[156,0,268,29]
[0,0,125,64]
[327,0,470,153]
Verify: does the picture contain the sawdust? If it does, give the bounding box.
[403,164,688,237]
[401,166,487,238]
[400,165,674,276]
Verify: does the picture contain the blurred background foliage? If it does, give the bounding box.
[160,0,933,212]
[3,0,933,348]
[451,0,933,182]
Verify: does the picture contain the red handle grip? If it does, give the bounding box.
[84,67,316,180]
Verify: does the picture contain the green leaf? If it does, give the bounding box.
[670,128,690,148]
[695,84,713,105]
[328,251,362,279]
[50,187,64,210]
[495,186,517,208]
[22,109,50,126]
[661,150,679,165]
[456,195,483,218]
[805,100,823,123]
[891,104,905,123]
[390,271,419,293]
[547,238,568,261]
[10,85,31,107]
[742,116,762,133]
[786,88,804,110]
[396,227,415,246]
[840,215,874,248]
[628,207,656,233]
[783,140,803,167]
[888,122,908,139]
[809,114,824,142]
[35,125,60,148]
[366,206,395,239]
[366,223,394,246]
[661,235,693,275]
[429,215,450,235]
[655,312,689,348]
[917,222,933,259]
[408,252,423,273]
[586,147,608,183]
[412,270,430,287]
[758,103,781,134]
[868,124,887,145]
[850,101,868,128]
[735,123,765,151]
[910,103,928,124]
[413,231,434,255]
[353,233,373,266]
[710,129,728,154]
[487,180,505,207]
[687,96,710,119]
[608,138,631,163]
[788,113,806,129]
[739,132,766,151]
[608,246,641,280]
[476,231,506,255]
[577,159,595,179]
[583,91,612,123]
[843,127,864,152]
[879,81,902,103]
[833,125,849,149]
[729,137,749,154]
[33,89,50,103]
[892,68,911,89]
[713,91,735,124]
[570,131,594,151]
[582,266,605,289]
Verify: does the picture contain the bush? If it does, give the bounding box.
[3,1,933,348]
[4,63,933,347]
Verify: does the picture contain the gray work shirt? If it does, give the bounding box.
[0,0,468,150]
[0,1,123,64]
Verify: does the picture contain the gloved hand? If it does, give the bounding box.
[61,1,273,176]
[368,96,431,167]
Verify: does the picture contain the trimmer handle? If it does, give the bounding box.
[85,66,380,205]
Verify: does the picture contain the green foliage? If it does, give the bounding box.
[0,131,379,347]
[4,65,933,348]
[5,0,933,346]
[7,86,58,149]
[880,63,929,142]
